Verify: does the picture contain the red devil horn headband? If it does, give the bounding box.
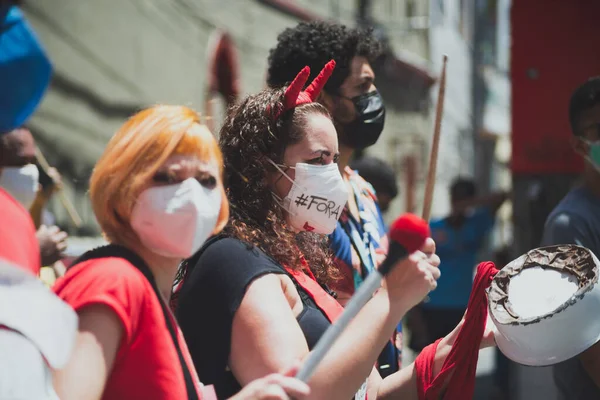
[273,59,336,119]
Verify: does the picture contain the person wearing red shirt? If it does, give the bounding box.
[53,105,310,400]
[0,5,79,398]
[0,124,40,274]
[0,148,77,400]
[0,185,40,276]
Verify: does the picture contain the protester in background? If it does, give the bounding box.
[0,4,79,398]
[267,20,402,377]
[0,128,69,278]
[1,3,67,275]
[52,105,310,400]
[349,155,399,214]
[408,177,508,351]
[0,129,76,400]
[542,77,600,400]
[0,127,42,283]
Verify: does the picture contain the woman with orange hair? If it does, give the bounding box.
[52,105,310,400]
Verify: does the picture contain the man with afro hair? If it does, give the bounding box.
[267,21,402,378]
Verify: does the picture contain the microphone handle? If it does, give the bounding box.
[295,270,384,382]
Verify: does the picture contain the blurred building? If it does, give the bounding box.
[21,0,293,234]
[22,0,439,235]
[360,0,481,224]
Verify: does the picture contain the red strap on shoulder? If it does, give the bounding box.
[414,261,498,400]
[284,257,343,323]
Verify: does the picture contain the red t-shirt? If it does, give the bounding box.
[0,187,40,275]
[54,256,203,399]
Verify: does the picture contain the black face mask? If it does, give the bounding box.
[339,90,386,150]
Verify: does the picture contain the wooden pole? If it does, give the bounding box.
[404,154,417,214]
[422,55,448,222]
[34,147,83,228]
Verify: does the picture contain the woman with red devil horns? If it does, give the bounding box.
[174,61,476,400]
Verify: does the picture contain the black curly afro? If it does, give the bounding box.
[267,21,382,93]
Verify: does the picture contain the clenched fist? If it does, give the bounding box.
[382,237,441,311]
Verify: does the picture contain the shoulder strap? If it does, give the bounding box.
[73,245,199,400]
[285,267,344,323]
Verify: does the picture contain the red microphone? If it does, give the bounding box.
[296,213,430,382]
[379,213,431,276]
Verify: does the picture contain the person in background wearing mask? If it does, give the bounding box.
[0,128,69,275]
[1,3,67,275]
[542,77,600,400]
[266,21,401,378]
[0,5,77,398]
[349,156,399,215]
[0,128,40,270]
[176,63,450,400]
[408,178,508,352]
[0,129,77,399]
[53,105,311,400]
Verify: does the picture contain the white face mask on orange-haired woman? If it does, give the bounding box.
[130,177,221,258]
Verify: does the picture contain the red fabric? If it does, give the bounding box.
[285,257,344,323]
[286,261,368,400]
[0,187,40,275]
[287,258,369,400]
[54,257,203,400]
[415,262,498,400]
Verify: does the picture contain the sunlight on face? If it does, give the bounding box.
[272,112,339,199]
[151,154,220,191]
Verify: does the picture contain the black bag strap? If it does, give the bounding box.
[74,245,199,400]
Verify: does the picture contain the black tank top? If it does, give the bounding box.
[176,236,331,399]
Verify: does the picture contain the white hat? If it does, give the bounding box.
[488,245,600,366]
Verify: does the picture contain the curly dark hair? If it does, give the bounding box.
[217,88,339,284]
[267,21,382,93]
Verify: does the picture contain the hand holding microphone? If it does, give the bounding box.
[296,213,440,382]
[382,236,441,312]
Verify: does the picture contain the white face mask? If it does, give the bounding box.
[130,177,221,259]
[269,160,348,234]
[0,164,39,209]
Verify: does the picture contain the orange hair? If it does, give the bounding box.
[90,105,229,249]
